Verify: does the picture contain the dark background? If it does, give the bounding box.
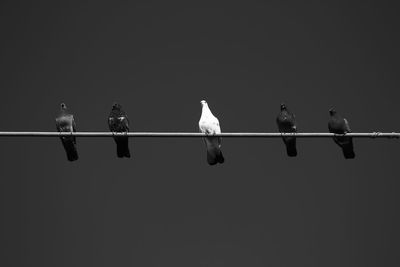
[1,1,400,266]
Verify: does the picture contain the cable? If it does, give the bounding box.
[0,132,398,138]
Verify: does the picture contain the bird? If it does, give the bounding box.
[108,103,131,158]
[199,100,224,165]
[328,108,355,159]
[55,103,78,161]
[276,103,297,157]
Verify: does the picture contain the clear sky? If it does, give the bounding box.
[1,1,399,266]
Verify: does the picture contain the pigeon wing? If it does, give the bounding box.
[344,118,351,133]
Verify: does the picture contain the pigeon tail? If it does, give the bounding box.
[61,139,78,161]
[116,137,131,158]
[207,149,224,165]
[286,143,297,157]
[342,141,355,159]
[217,150,225,163]
[207,150,218,165]
[282,137,297,157]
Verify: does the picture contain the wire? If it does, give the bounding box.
[0,132,398,138]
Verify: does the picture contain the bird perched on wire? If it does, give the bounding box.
[55,103,78,161]
[328,108,355,159]
[108,103,131,158]
[199,100,224,165]
[276,103,297,157]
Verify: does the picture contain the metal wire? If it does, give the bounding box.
[0,132,399,138]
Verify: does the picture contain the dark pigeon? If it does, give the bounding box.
[276,103,297,157]
[55,103,78,161]
[328,108,355,159]
[108,103,131,158]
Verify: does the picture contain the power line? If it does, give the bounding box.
[0,132,399,138]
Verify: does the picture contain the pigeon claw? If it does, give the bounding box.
[372,132,382,139]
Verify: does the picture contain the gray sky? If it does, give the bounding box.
[1,1,400,266]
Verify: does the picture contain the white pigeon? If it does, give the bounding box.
[198,100,225,165]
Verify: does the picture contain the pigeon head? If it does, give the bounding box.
[112,103,122,110]
[60,103,67,110]
[329,108,337,116]
[280,103,287,111]
[200,100,207,106]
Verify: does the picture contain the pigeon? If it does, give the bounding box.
[328,108,355,159]
[276,103,297,157]
[108,103,131,158]
[199,100,224,165]
[55,103,78,161]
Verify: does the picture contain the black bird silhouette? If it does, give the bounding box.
[328,108,355,159]
[276,103,297,157]
[108,103,131,158]
[55,103,78,161]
